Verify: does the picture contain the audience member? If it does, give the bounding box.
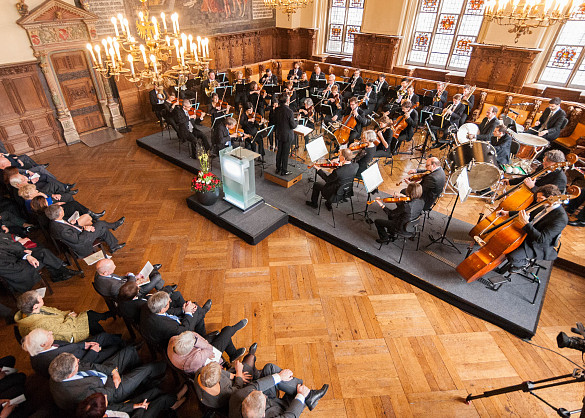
[94,259,165,299]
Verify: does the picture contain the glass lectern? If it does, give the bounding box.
[219,146,263,211]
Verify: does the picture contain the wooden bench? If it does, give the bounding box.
[556,122,585,150]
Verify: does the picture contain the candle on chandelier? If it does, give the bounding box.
[192,43,198,61]
[205,38,209,58]
[188,34,193,53]
[152,17,159,40]
[174,39,180,62]
[172,13,180,33]
[106,37,114,52]
[95,45,102,66]
[180,47,186,67]
[151,55,158,74]
[197,36,202,56]
[128,54,135,77]
[86,43,97,65]
[139,44,148,66]
[109,47,117,70]
[139,11,144,22]
[113,39,121,61]
[124,18,130,35]
[181,33,187,52]
[111,17,119,37]
[166,36,171,47]
[161,12,168,32]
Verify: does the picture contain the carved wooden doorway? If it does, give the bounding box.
[51,50,105,134]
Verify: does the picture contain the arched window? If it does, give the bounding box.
[326,0,365,55]
[539,11,585,88]
[407,0,486,70]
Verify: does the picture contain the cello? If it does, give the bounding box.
[456,186,580,283]
[334,110,358,146]
[469,154,577,239]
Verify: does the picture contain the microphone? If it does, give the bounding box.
[510,102,532,106]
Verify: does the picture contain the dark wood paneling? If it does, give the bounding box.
[465,44,541,93]
[0,62,63,155]
[352,33,400,73]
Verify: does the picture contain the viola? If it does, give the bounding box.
[396,170,430,186]
[348,142,368,151]
[469,154,578,239]
[456,186,580,283]
[367,196,411,205]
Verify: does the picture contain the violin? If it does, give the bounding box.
[348,142,368,151]
[367,196,411,205]
[229,126,244,137]
[308,161,341,169]
[396,170,430,186]
[469,154,578,239]
[253,112,266,124]
[457,186,580,283]
[391,113,409,139]
[188,108,206,119]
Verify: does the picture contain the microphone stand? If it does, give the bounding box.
[426,190,461,253]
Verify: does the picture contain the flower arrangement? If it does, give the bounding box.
[191,150,222,193]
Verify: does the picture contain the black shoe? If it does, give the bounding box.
[249,342,258,356]
[202,299,212,314]
[52,268,81,282]
[24,225,37,235]
[229,347,246,362]
[40,163,50,169]
[167,284,178,292]
[568,220,585,227]
[282,171,292,176]
[376,238,390,244]
[305,384,329,411]
[276,169,281,175]
[89,210,105,220]
[235,318,248,331]
[325,201,332,211]
[65,182,76,191]
[110,243,126,253]
[112,217,125,230]
[70,189,79,196]
[306,201,318,208]
[153,263,162,270]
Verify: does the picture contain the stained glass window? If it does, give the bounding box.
[539,13,585,88]
[326,0,365,55]
[407,0,486,70]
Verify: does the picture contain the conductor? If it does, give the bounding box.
[274,94,298,176]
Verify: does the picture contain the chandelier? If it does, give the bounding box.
[484,0,585,43]
[86,0,211,89]
[263,0,313,18]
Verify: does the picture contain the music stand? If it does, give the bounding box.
[211,112,233,129]
[320,123,338,158]
[348,163,384,226]
[296,86,309,100]
[292,124,313,165]
[427,167,470,253]
[216,85,232,98]
[305,135,328,188]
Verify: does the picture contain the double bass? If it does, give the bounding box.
[469,154,577,239]
[456,186,580,283]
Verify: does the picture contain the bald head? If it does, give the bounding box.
[96,259,115,276]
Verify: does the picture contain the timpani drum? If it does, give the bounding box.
[457,123,479,144]
[513,132,549,160]
[448,141,501,191]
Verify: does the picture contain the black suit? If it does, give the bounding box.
[476,117,499,142]
[390,109,418,155]
[172,106,210,151]
[274,104,298,173]
[139,303,206,348]
[404,93,419,109]
[375,80,389,109]
[446,102,466,129]
[148,89,166,121]
[349,76,365,95]
[420,168,446,211]
[260,74,279,86]
[49,346,166,410]
[240,115,265,155]
[361,90,377,114]
[93,270,164,299]
[375,198,425,240]
[526,108,567,141]
[355,147,376,180]
[119,290,186,325]
[30,333,123,378]
[340,107,369,143]
[507,206,567,267]
[49,219,119,258]
[213,120,232,152]
[491,133,513,166]
[430,89,448,109]
[309,162,359,205]
[287,68,303,81]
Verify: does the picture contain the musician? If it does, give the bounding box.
[241,103,265,157]
[430,94,466,147]
[497,184,568,272]
[161,92,179,132]
[267,99,279,151]
[360,83,377,116]
[405,157,446,211]
[526,97,566,142]
[375,74,389,110]
[287,62,303,81]
[461,84,475,123]
[393,78,409,101]
[430,82,448,109]
[323,85,343,125]
[260,68,278,86]
[283,80,297,112]
[352,130,377,180]
[233,70,248,109]
[373,116,392,158]
[344,69,364,100]
[208,92,226,124]
[490,123,513,167]
[374,183,424,244]
[172,99,211,152]
[331,96,369,143]
[298,98,315,130]
[310,65,326,94]
[298,72,310,89]
[149,86,167,123]
[247,81,267,116]
[389,100,418,155]
[274,94,298,176]
[323,74,337,99]
[212,116,239,152]
[505,150,568,192]
[403,85,419,109]
[473,106,499,142]
[201,70,217,104]
[305,149,358,210]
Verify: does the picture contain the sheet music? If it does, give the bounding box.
[138,261,154,285]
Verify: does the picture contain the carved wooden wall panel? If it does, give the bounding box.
[115,76,153,126]
[0,62,62,155]
[352,33,401,73]
[465,44,541,93]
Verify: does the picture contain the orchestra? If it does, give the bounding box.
[147,63,577,284]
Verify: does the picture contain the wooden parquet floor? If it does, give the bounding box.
[1,123,584,417]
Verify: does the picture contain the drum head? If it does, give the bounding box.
[514,132,549,147]
[450,163,501,192]
[457,123,479,144]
